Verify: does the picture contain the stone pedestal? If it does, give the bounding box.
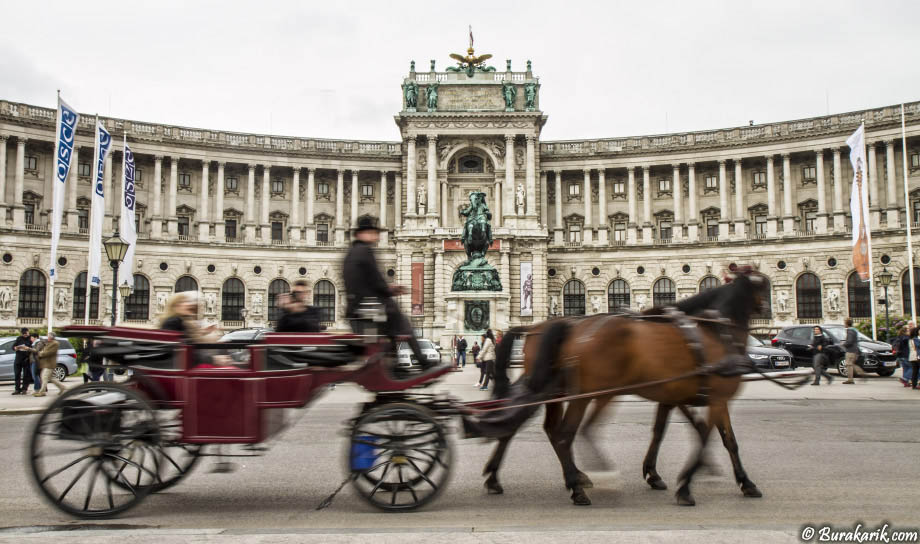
[290,226,302,242]
[870,208,881,230]
[815,213,829,234]
[833,212,846,232]
[627,224,638,245]
[767,217,778,237]
[65,211,80,234]
[642,224,653,244]
[782,216,796,234]
[305,225,316,245]
[718,220,730,241]
[440,291,511,353]
[733,219,746,239]
[243,223,256,243]
[167,217,178,238]
[687,221,699,242]
[452,259,502,292]
[198,222,209,242]
[554,228,564,245]
[335,227,345,245]
[596,226,609,245]
[886,208,900,229]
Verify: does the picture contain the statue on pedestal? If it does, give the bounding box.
[452,192,502,291]
[417,186,427,214]
[403,81,419,110]
[426,82,439,111]
[515,183,526,215]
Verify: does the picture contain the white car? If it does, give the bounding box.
[0,336,79,382]
[397,339,442,370]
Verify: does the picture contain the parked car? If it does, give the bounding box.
[219,328,271,343]
[746,335,793,371]
[0,336,79,382]
[397,339,441,370]
[771,324,897,376]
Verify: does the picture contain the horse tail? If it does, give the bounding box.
[493,326,528,399]
[526,319,570,395]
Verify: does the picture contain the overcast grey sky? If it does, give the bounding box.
[2,0,919,142]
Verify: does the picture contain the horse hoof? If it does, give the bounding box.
[485,481,504,495]
[676,490,696,507]
[571,490,592,506]
[646,476,668,491]
[741,484,763,498]
[575,472,594,489]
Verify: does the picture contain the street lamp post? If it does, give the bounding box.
[240,307,248,329]
[118,283,133,322]
[103,230,130,327]
[879,267,893,341]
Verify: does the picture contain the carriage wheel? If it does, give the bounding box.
[28,383,160,518]
[349,402,452,511]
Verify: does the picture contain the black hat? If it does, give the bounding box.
[353,216,381,234]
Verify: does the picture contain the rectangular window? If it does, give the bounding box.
[803,166,816,180]
[658,178,672,192]
[612,180,625,194]
[804,210,816,232]
[752,171,766,188]
[659,220,672,240]
[317,182,329,195]
[755,215,767,234]
[271,178,284,194]
[912,153,919,169]
[225,219,237,239]
[25,156,38,170]
[706,218,719,238]
[78,162,91,177]
[135,216,141,234]
[78,209,89,231]
[613,222,626,241]
[361,184,374,197]
[568,225,581,243]
[568,183,580,196]
[271,221,283,241]
[24,204,34,225]
[316,223,329,242]
[912,201,920,225]
[178,217,190,236]
[179,173,191,188]
[705,175,718,190]
[135,168,143,183]
[226,177,238,191]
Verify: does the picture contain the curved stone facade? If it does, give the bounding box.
[2,60,920,343]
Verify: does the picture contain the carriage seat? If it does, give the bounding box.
[266,341,365,369]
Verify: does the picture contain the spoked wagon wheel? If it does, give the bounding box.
[29,383,161,518]
[349,402,452,511]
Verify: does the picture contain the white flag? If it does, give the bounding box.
[847,124,872,280]
[88,120,111,287]
[119,140,137,290]
[48,97,80,285]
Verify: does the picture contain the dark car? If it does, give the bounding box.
[746,335,793,371]
[771,324,897,376]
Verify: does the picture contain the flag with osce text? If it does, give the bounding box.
[48,97,80,285]
[88,120,111,287]
[119,141,137,290]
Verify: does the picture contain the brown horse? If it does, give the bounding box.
[470,268,771,507]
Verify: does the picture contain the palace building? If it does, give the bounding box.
[2,53,920,345]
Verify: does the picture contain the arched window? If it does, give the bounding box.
[563,280,585,316]
[457,155,484,174]
[18,269,46,318]
[175,275,198,293]
[653,278,676,307]
[796,273,822,319]
[901,267,920,315]
[847,272,871,318]
[124,274,150,321]
[72,271,99,320]
[221,278,245,321]
[268,278,290,322]
[313,280,336,323]
[699,276,721,293]
[607,279,630,312]
[752,276,772,319]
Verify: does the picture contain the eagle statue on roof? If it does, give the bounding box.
[446,26,497,77]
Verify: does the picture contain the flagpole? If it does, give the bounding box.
[47,90,61,335]
[85,114,99,326]
[864,122,878,340]
[902,104,917,324]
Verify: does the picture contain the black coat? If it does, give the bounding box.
[810,333,831,352]
[343,240,392,318]
[275,306,323,333]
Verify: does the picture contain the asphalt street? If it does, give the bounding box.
[0,370,919,543]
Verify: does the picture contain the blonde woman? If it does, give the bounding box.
[159,291,221,343]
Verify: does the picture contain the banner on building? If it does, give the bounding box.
[847,124,872,280]
[88,120,111,287]
[119,139,137,289]
[48,96,80,285]
[443,239,500,251]
[411,262,424,316]
[520,261,533,316]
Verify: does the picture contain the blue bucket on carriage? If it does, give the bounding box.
[350,435,379,471]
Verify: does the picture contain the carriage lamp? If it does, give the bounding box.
[103,230,130,327]
[878,267,893,340]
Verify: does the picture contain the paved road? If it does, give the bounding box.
[1,369,918,543]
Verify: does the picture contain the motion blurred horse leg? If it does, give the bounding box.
[716,406,762,498]
[483,435,512,495]
[546,398,592,505]
[678,404,721,477]
[642,403,674,490]
[675,401,718,506]
[577,394,615,473]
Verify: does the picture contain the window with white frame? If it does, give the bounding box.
[802,166,816,182]
[612,179,625,195]
[799,200,818,232]
[271,178,284,194]
[361,184,374,197]
[78,162,91,177]
[316,223,329,242]
[911,153,919,169]
[25,156,38,171]
[657,178,672,193]
[226,177,239,191]
[317,181,329,195]
[568,183,580,197]
[752,171,766,189]
[704,175,718,193]
[179,173,191,189]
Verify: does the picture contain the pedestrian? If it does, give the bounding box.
[842,317,868,384]
[82,339,105,383]
[810,326,833,385]
[908,327,920,391]
[893,326,911,387]
[471,341,481,386]
[457,336,468,369]
[27,332,44,393]
[33,331,63,397]
[11,327,33,395]
[275,279,323,332]
[478,329,496,391]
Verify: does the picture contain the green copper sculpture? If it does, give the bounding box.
[427,82,439,111]
[524,82,537,111]
[452,192,502,291]
[403,80,419,110]
[502,81,517,111]
[446,30,496,77]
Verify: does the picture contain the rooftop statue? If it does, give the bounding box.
[403,80,419,110]
[446,27,496,78]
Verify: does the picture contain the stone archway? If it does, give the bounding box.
[442,144,499,228]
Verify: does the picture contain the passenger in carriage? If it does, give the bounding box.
[343,216,433,370]
[275,279,323,333]
[159,292,233,368]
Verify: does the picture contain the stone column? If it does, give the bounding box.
[65,146,79,233]
[582,169,593,244]
[539,170,548,227]
[394,172,402,229]
[261,165,271,239]
[11,139,24,226]
[151,156,163,238]
[504,135,515,221]
[642,165,652,243]
[672,164,682,241]
[597,168,608,244]
[440,178,448,224]
[433,249,444,329]
[553,169,563,244]
[525,135,536,217]
[493,177,502,227]
[198,160,210,242]
[305,168,316,245]
[687,163,699,241]
[335,169,345,244]
[766,156,778,236]
[868,143,880,228]
[427,136,438,223]
[0,135,7,214]
[886,140,899,227]
[350,170,359,227]
[734,158,745,238]
[244,164,255,242]
[832,149,845,231]
[406,136,417,216]
[379,171,388,245]
[781,153,794,233]
[815,150,828,233]
[103,151,113,232]
[718,160,730,240]
[289,166,301,241]
[627,166,638,244]
[167,156,178,237]
[215,162,225,239]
